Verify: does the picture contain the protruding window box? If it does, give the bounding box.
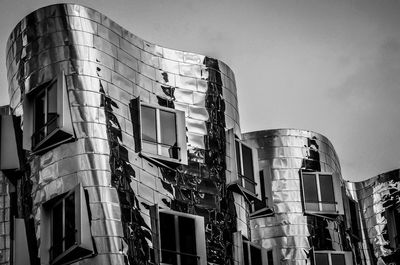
[23,72,74,154]
[41,184,94,265]
[233,231,276,265]
[150,206,206,265]
[130,99,187,165]
[313,251,353,265]
[300,171,344,215]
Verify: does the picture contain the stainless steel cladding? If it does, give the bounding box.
[243,129,354,265]
[348,170,400,264]
[6,4,243,265]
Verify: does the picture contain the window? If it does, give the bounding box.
[41,184,94,265]
[314,251,352,265]
[235,139,257,195]
[385,204,400,249]
[23,72,74,153]
[130,99,187,165]
[150,206,206,265]
[348,198,361,239]
[301,171,343,214]
[243,241,262,265]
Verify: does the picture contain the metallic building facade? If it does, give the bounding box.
[4,4,252,265]
[2,3,400,265]
[347,170,400,265]
[243,129,354,265]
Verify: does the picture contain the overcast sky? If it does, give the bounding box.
[0,0,399,181]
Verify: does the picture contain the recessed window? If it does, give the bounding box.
[243,241,262,265]
[150,207,206,265]
[235,139,257,194]
[41,184,94,265]
[23,72,74,153]
[130,99,187,165]
[301,171,343,214]
[314,251,352,265]
[348,198,361,239]
[385,204,400,249]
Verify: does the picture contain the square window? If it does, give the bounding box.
[23,72,74,153]
[301,171,343,214]
[150,206,206,265]
[242,240,274,265]
[130,99,187,165]
[41,184,94,265]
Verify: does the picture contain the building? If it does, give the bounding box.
[1,3,267,265]
[0,3,399,265]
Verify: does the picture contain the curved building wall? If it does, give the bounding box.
[243,129,352,265]
[348,169,400,265]
[6,4,245,265]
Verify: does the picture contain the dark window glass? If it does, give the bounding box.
[315,253,329,265]
[142,106,157,142]
[65,193,75,250]
[160,212,177,265]
[259,170,266,200]
[47,83,58,134]
[243,243,249,265]
[179,216,197,265]
[303,173,318,203]
[34,92,46,132]
[319,174,335,203]
[394,207,400,247]
[349,200,360,237]
[250,245,262,265]
[331,253,346,265]
[242,145,254,181]
[267,249,274,265]
[235,140,242,174]
[160,110,176,146]
[52,202,63,259]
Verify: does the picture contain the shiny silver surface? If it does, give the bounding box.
[6,4,244,265]
[348,170,400,264]
[243,129,351,265]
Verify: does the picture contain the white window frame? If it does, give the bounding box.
[139,102,187,165]
[23,71,74,153]
[150,206,206,265]
[313,250,353,265]
[234,138,259,196]
[300,171,344,215]
[41,183,94,265]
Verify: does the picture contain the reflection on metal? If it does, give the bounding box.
[243,129,350,265]
[348,170,400,265]
[5,3,243,265]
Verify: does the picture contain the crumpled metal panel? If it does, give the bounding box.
[6,3,243,265]
[243,129,351,264]
[348,170,400,265]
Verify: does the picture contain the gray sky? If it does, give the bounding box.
[1,0,399,181]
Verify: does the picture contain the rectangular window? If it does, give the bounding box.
[348,198,361,239]
[243,241,274,265]
[235,139,257,194]
[130,100,187,165]
[41,184,94,265]
[301,172,340,214]
[314,251,352,265]
[150,207,206,265]
[23,72,74,153]
[386,204,400,249]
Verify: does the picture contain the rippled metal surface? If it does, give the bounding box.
[348,170,400,265]
[6,4,244,265]
[243,129,352,265]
